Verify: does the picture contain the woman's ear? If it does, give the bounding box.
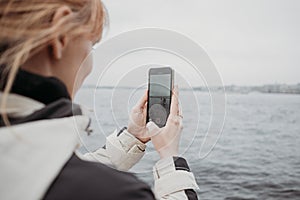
[50,6,72,60]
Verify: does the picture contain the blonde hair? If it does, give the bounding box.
[0,0,106,125]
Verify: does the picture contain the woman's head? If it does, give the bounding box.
[0,0,106,100]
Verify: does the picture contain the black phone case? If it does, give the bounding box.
[146,67,174,128]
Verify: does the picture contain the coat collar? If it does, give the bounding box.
[0,92,45,118]
[0,115,90,200]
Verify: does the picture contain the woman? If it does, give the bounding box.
[0,0,199,199]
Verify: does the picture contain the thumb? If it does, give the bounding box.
[143,102,148,117]
[146,121,161,137]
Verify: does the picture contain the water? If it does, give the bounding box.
[75,88,300,199]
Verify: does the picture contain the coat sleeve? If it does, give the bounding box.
[153,156,199,200]
[81,128,146,171]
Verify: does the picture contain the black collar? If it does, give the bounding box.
[8,69,71,105]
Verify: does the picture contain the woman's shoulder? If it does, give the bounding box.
[43,153,155,200]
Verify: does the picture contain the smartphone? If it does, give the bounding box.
[146,67,174,128]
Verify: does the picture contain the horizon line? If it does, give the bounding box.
[82,83,300,89]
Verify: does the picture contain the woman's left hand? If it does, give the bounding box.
[127,90,150,143]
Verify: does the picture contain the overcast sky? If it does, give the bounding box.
[97,0,300,86]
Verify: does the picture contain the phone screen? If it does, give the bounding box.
[147,68,173,128]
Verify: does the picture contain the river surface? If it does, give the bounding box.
[75,88,300,199]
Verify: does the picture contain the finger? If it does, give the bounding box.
[137,89,148,109]
[170,85,179,116]
[143,102,148,122]
[146,121,161,137]
[166,114,182,127]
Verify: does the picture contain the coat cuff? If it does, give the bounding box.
[153,156,199,198]
[117,128,146,152]
[106,128,146,171]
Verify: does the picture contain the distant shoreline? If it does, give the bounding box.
[81,83,300,95]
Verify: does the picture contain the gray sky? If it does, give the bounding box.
[95,0,300,86]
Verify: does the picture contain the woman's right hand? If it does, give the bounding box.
[146,86,183,159]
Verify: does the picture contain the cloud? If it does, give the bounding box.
[96,0,300,86]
